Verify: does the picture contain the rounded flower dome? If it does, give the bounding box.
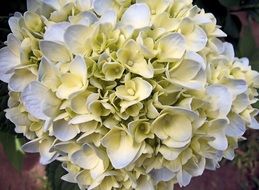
[1,0,259,189]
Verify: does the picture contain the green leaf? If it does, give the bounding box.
[0,132,25,171]
[0,81,16,135]
[219,0,240,7]
[224,14,242,39]
[46,161,80,190]
[249,9,259,22]
[250,48,259,71]
[238,26,257,58]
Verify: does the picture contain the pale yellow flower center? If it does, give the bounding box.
[127,88,135,96]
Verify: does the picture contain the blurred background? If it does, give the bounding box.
[0,0,259,189]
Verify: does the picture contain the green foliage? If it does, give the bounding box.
[46,161,80,190]
[0,81,25,171]
[0,132,25,171]
[218,0,240,7]
[234,130,259,190]
[224,13,242,39]
[0,82,16,134]
[239,26,257,57]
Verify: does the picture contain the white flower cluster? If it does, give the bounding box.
[1,0,259,189]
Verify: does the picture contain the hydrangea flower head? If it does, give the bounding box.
[1,0,259,189]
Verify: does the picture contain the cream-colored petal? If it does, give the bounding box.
[121,3,151,29]
[134,77,153,101]
[69,11,98,25]
[184,26,207,52]
[76,0,93,11]
[99,10,117,26]
[7,33,20,56]
[69,114,101,124]
[206,85,232,118]
[39,40,71,63]
[71,144,101,170]
[150,167,175,184]
[8,13,23,40]
[70,55,87,85]
[130,59,154,78]
[101,128,141,169]
[64,24,95,55]
[208,119,228,151]
[44,22,70,42]
[38,58,61,91]
[53,119,80,141]
[0,47,20,82]
[157,33,186,61]
[9,69,37,92]
[43,0,61,10]
[93,0,115,15]
[22,81,61,120]
[5,107,31,127]
[225,112,245,137]
[159,145,184,161]
[22,138,40,153]
[177,169,192,187]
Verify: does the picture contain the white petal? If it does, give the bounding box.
[171,52,204,81]
[134,77,153,101]
[9,69,37,92]
[184,157,205,177]
[131,60,154,78]
[101,128,141,169]
[38,58,60,91]
[150,168,175,184]
[225,112,246,137]
[167,79,204,90]
[44,22,70,42]
[121,3,151,29]
[70,92,89,114]
[5,107,31,126]
[70,55,87,84]
[206,85,232,118]
[223,42,235,60]
[71,144,100,169]
[7,33,21,56]
[22,81,61,120]
[99,10,117,26]
[93,0,114,15]
[69,11,98,25]
[208,119,228,151]
[64,24,94,55]
[221,78,247,98]
[157,33,186,61]
[39,40,71,62]
[232,94,249,114]
[43,0,61,9]
[163,138,191,148]
[159,145,184,160]
[69,114,101,124]
[0,47,20,82]
[27,0,55,17]
[76,0,93,11]
[53,119,80,141]
[249,116,259,129]
[177,170,192,187]
[8,14,23,40]
[136,175,154,190]
[61,173,77,183]
[185,26,207,52]
[38,138,57,165]
[22,138,40,153]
